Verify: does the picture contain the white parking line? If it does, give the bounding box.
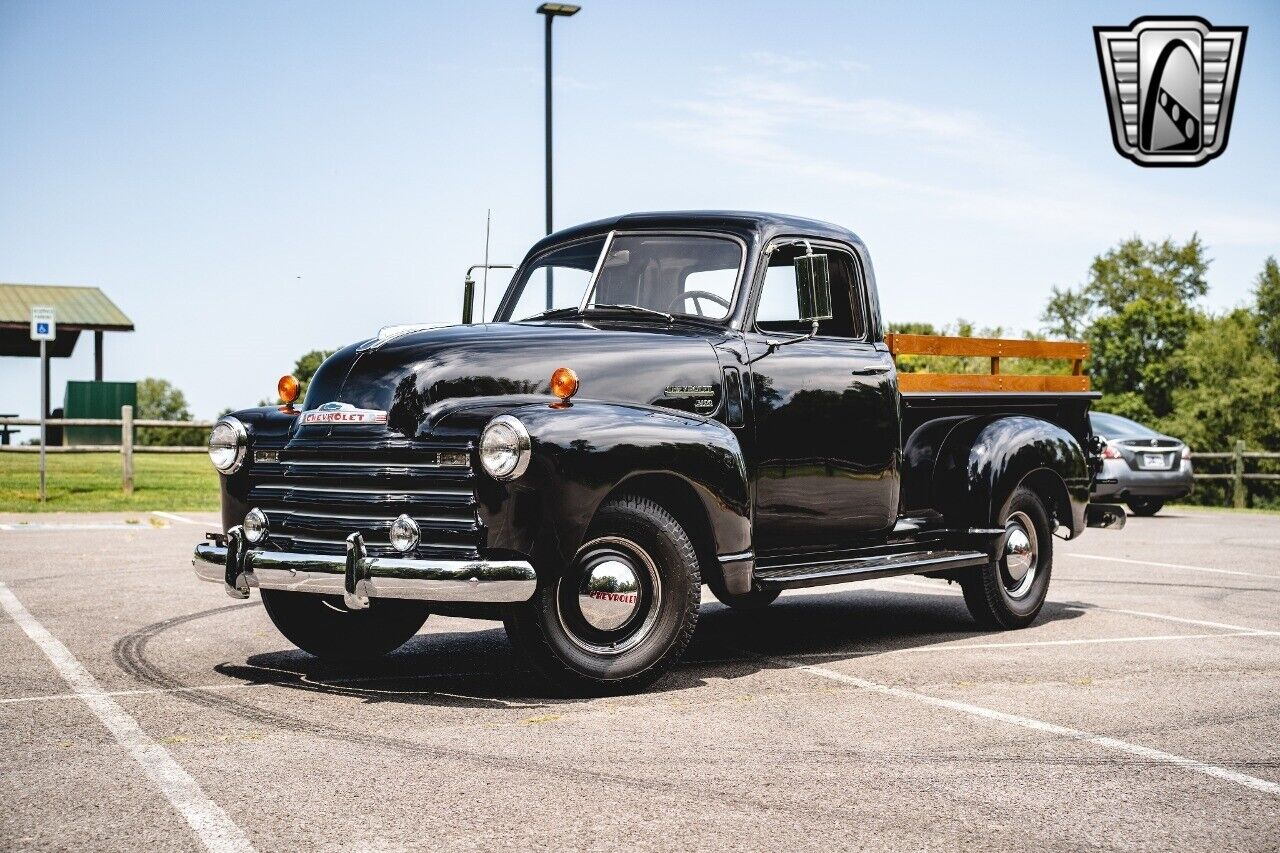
[804,631,1272,657]
[761,653,1280,796]
[1064,552,1279,580]
[0,581,257,853]
[152,511,200,525]
[1104,608,1280,636]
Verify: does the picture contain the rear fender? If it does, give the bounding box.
[934,415,1090,537]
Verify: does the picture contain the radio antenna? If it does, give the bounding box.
[481,209,492,322]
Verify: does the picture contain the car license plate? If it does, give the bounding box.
[1141,452,1166,469]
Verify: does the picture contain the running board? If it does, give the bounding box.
[754,549,991,591]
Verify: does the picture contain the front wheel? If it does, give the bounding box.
[503,494,701,694]
[960,486,1053,630]
[260,589,430,660]
[1126,498,1165,516]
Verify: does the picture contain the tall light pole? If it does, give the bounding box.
[536,3,580,311]
[537,3,579,237]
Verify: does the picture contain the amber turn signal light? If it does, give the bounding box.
[278,374,300,406]
[550,367,579,402]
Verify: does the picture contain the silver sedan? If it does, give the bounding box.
[1090,412,1193,516]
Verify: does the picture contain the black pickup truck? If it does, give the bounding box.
[195,211,1123,692]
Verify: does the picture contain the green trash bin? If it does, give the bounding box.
[63,381,137,446]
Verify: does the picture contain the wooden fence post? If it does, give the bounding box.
[1232,439,1246,509]
[121,405,134,496]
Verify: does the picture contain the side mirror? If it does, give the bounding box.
[794,252,833,322]
[460,263,514,325]
[462,275,476,324]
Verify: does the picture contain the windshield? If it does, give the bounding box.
[499,233,742,322]
[1090,412,1160,439]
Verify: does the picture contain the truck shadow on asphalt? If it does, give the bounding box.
[193,588,1087,709]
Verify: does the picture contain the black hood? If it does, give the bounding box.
[302,321,728,439]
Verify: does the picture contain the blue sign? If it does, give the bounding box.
[36,323,49,335]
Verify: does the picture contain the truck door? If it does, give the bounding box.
[746,242,900,554]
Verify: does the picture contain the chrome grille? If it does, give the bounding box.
[245,440,480,558]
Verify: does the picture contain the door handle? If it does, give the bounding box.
[851,365,891,376]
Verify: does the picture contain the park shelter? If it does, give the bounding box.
[0,283,134,418]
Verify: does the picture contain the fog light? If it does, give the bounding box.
[390,514,420,553]
[243,507,269,544]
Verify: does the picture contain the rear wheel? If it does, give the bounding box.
[503,494,700,694]
[260,589,430,660]
[960,486,1053,630]
[1126,498,1165,516]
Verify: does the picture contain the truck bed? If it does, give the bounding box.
[886,335,1098,518]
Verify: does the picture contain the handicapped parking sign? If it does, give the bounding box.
[30,306,56,341]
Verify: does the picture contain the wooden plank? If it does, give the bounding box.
[897,373,1091,393]
[885,333,1089,361]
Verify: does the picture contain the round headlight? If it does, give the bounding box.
[208,417,247,474]
[479,415,531,481]
[243,507,269,544]
[389,514,420,553]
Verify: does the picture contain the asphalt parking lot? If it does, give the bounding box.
[2,508,1278,852]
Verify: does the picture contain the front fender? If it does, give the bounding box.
[439,401,752,580]
[934,415,1090,537]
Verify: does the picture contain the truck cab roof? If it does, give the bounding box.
[526,210,868,258]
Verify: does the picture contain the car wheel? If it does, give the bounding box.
[960,486,1053,630]
[503,494,700,694]
[260,589,430,660]
[1126,498,1165,516]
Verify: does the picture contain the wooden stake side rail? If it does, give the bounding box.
[884,333,1091,393]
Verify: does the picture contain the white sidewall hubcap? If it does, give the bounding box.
[1002,511,1039,599]
[557,536,662,656]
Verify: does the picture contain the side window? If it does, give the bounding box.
[755,245,865,339]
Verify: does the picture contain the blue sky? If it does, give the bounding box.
[2,0,1277,422]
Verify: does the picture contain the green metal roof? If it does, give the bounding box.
[0,284,133,331]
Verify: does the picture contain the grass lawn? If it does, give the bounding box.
[0,452,219,512]
[1169,502,1280,515]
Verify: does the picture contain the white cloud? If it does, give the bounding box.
[650,67,1280,248]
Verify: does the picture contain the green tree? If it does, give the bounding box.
[1042,235,1209,418]
[1041,285,1091,339]
[1254,256,1280,359]
[1160,309,1280,453]
[135,377,203,446]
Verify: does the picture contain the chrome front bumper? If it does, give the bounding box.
[193,526,536,610]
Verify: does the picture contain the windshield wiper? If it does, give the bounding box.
[587,303,674,323]
[523,306,583,320]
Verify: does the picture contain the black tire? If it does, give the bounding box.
[1126,498,1165,516]
[260,589,430,661]
[960,486,1053,630]
[503,494,700,694]
[707,573,780,611]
